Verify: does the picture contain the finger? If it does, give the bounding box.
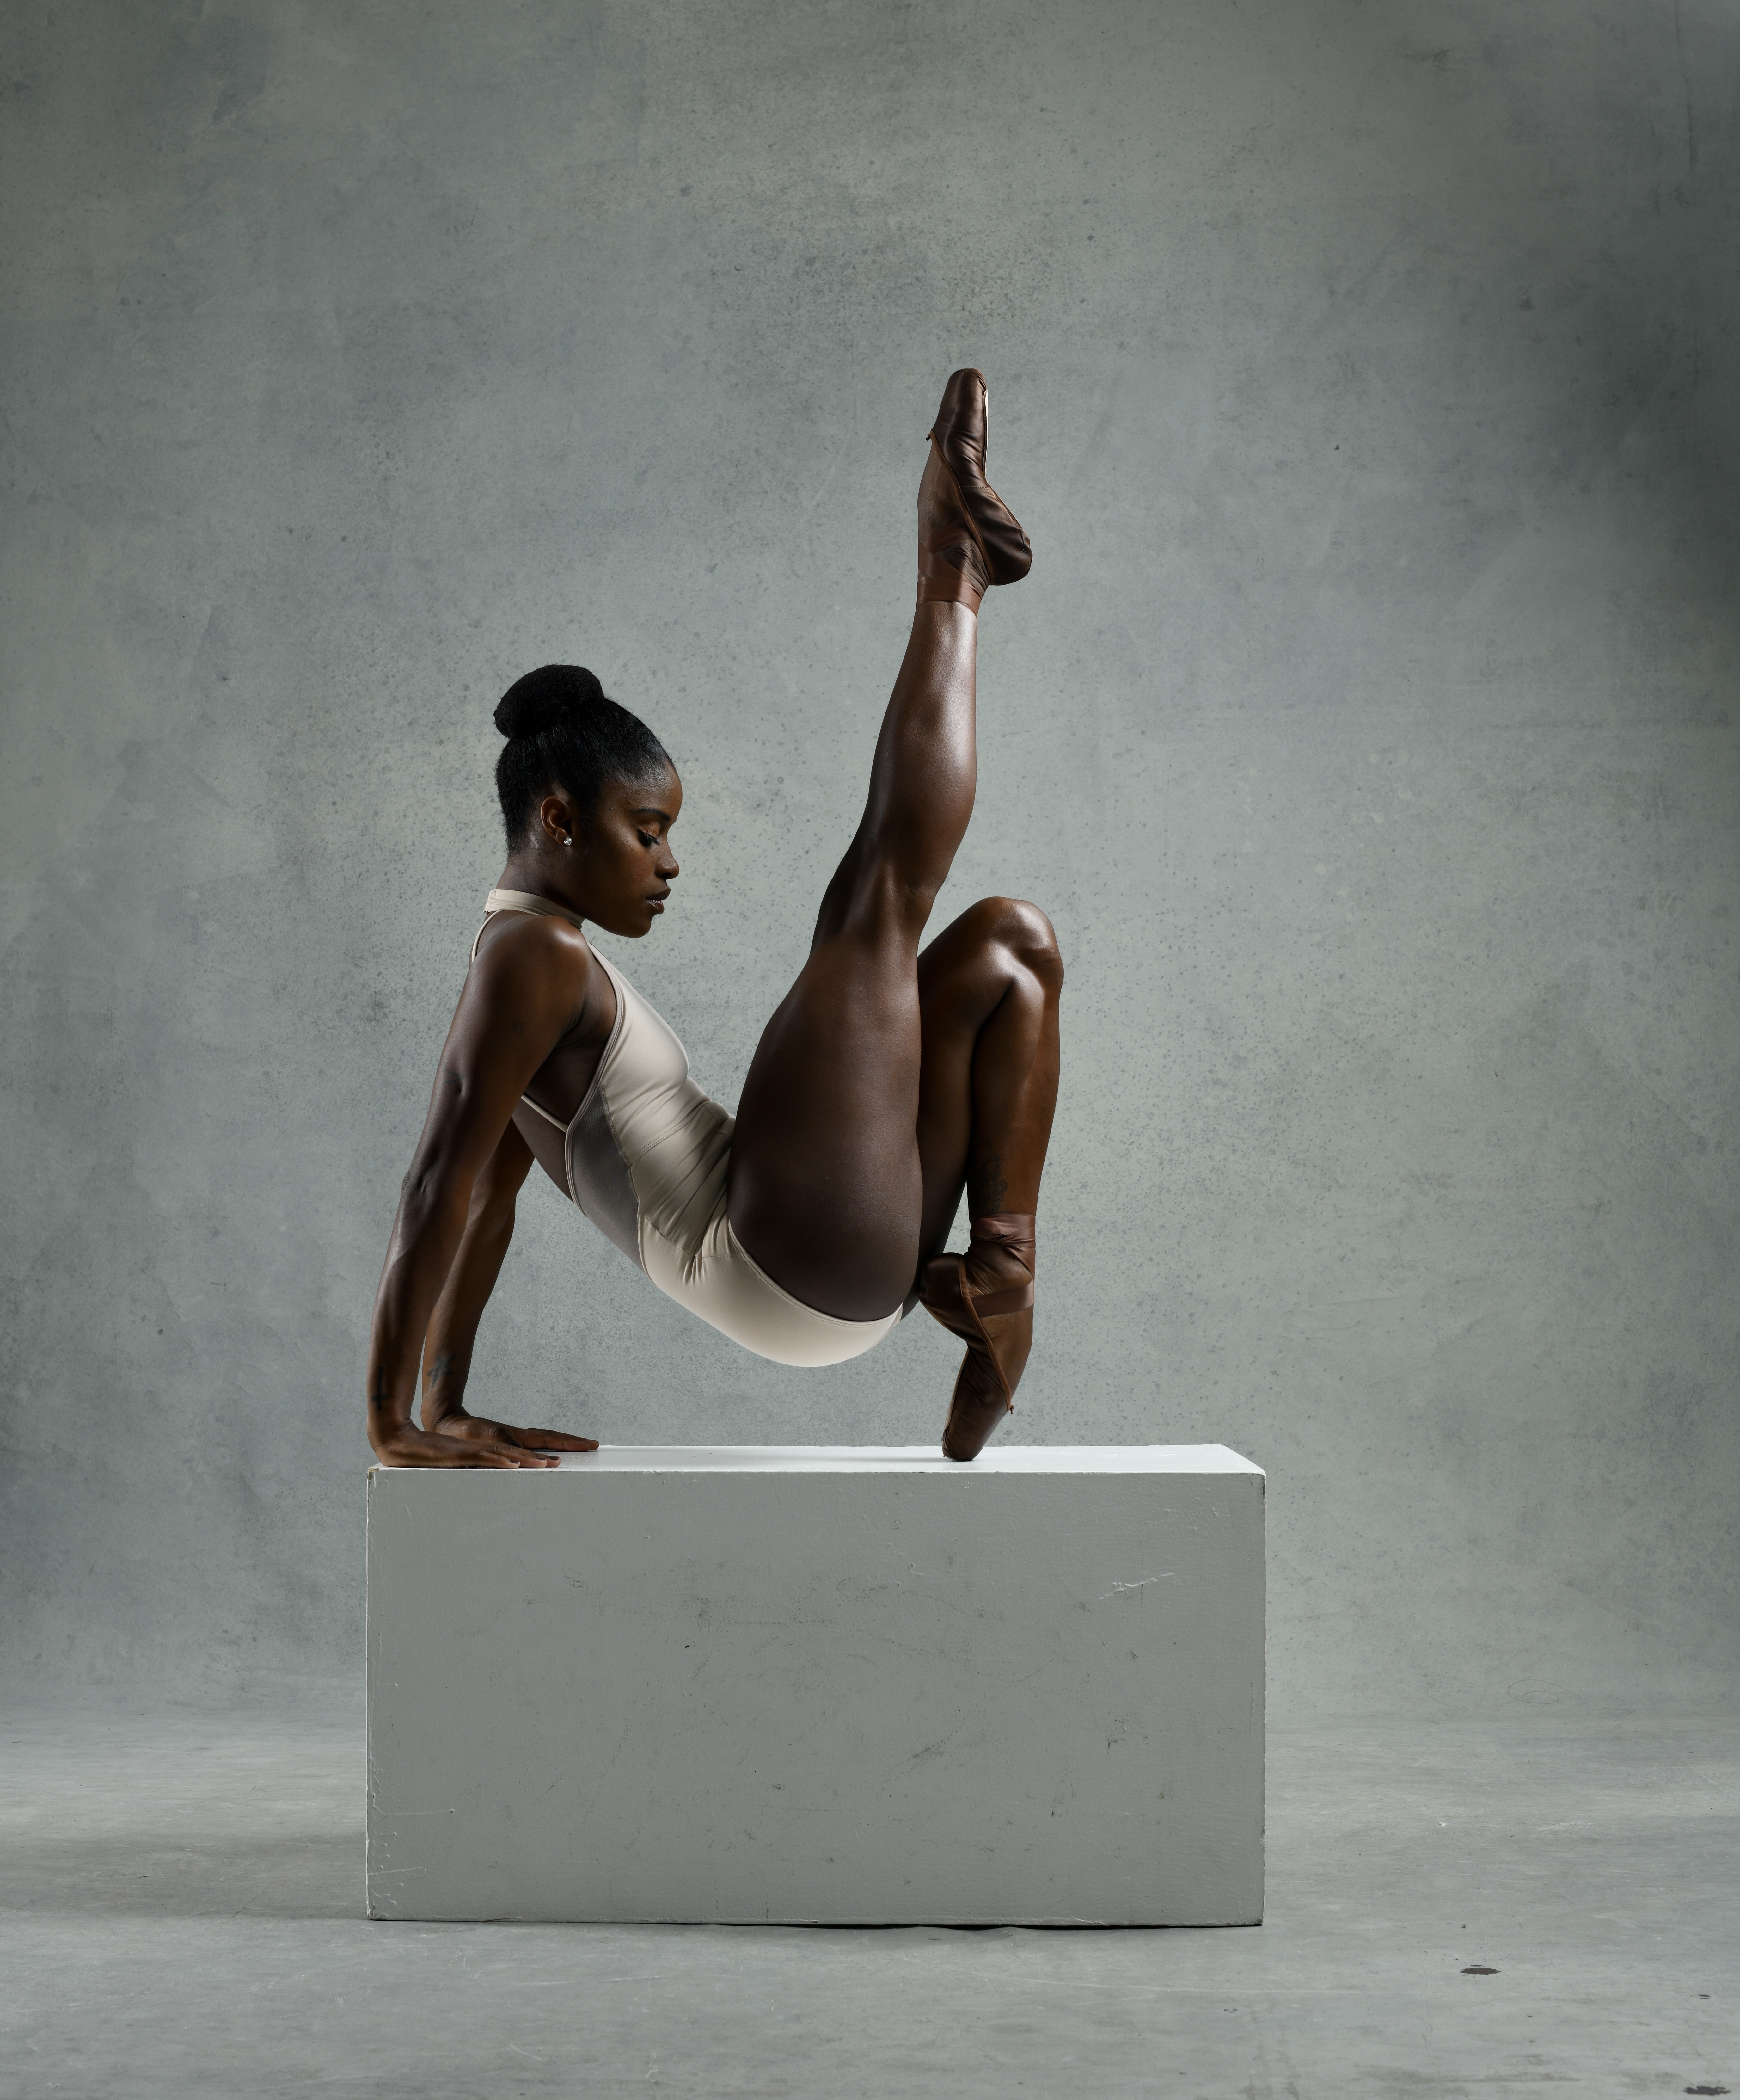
[376,1433,528,1470]
[432,1432,547,1469]
[444,1444,526,1469]
[492,1423,592,1452]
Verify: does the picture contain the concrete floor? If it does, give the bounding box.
[1,1703,1733,2098]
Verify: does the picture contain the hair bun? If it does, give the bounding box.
[493,663,606,738]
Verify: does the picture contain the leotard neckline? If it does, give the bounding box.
[482,886,588,936]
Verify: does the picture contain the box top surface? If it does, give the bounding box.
[372,1444,1263,1477]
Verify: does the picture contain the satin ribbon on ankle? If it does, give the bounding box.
[962,1212,1036,1317]
[916,531,988,611]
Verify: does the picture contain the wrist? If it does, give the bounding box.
[371,1422,454,1466]
[368,1386,418,1455]
[370,1421,424,1460]
[420,1346,473,1432]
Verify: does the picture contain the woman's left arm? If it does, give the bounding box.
[417,1118,599,1456]
[365,917,599,1468]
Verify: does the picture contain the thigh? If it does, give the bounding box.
[728,893,1035,1322]
[729,895,927,1322]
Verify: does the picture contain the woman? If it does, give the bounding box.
[365,370,1062,1468]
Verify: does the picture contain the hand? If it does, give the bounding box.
[424,1409,600,1461]
[371,1419,594,1469]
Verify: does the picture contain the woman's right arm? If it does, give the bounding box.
[365,924,592,1469]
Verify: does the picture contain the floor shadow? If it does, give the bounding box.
[1,1833,365,1922]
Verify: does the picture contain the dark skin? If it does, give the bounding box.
[365,779,679,1467]
[368,565,1062,1468]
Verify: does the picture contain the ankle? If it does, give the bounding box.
[963,1214,1036,1304]
[917,536,988,612]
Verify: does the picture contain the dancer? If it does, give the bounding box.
[365,370,1062,1468]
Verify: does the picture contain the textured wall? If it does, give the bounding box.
[2,0,1736,1719]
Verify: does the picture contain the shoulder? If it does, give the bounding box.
[472,907,595,969]
[467,909,603,1015]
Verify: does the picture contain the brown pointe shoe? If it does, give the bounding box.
[917,1213,1037,1463]
[916,367,1033,612]
[917,442,994,611]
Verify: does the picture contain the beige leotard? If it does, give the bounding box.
[474,890,900,1369]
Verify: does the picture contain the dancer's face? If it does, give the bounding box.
[537,764,682,938]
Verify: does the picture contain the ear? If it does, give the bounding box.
[537,792,579,849]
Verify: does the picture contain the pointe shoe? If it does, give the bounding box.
[918,1212,1036,1462]
[916,368,1032,612]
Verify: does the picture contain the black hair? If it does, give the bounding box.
[493,665,672,851]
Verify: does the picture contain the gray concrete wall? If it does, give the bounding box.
[3,0,1736,1720]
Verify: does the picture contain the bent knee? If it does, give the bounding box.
[975,896,1064,988]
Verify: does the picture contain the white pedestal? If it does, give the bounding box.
[366,1446,1265,1925]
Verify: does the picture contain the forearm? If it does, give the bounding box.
[420,1196,517,1428]
[363,940,578,1469]
[366,1179,473,1454]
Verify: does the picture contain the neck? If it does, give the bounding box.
[497,854,584,914]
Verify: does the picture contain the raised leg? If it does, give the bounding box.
[728,371,1036,1328]
[729,599,979,1318]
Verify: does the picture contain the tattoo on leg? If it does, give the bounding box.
[972,1151,1010,1213]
